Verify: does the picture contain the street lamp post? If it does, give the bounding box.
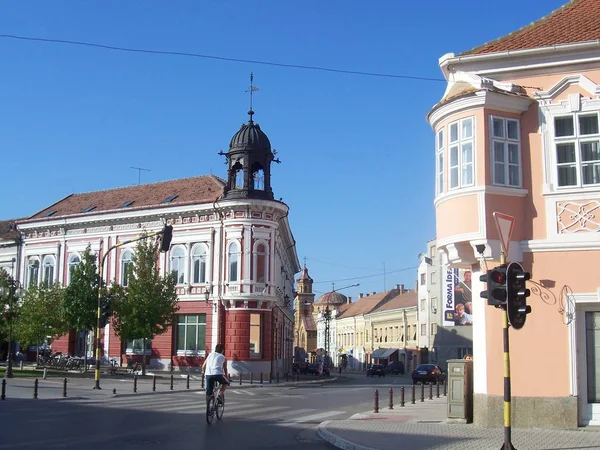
[0,276,25,379]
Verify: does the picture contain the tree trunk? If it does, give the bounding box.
[142,338,147,376]
[83,330,88,372]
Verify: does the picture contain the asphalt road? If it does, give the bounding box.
[0,371,413,450]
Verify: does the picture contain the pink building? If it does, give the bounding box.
[427,0,600,428]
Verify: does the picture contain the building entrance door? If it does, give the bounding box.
[585,311,600,424]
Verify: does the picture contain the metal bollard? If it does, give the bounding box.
[134,375,138,393]
[1,379,6,400]
[170,373,174,390]
[33,378,38,399]
[269,372,272,384]
[276,372,279,383]
[400,386,405,407]
[201,374,205,390]
[260,373,263,384]
[374,389,379,413]
[250,373,253,385]
[429,383,433,400]
[63,378,67,398]
[285,372,289,382]
[420,383,425,402]
[19,361,24,370]
[186,374,190,390]
[153,375,157,392]
[239,373,242,385]
[388,388,394,410]
[436,381,440,398]
[43,368,47,379]
[443,380,447,396]
[411,383,416,404]
[297,372,300,381]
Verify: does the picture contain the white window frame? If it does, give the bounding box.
[250,313,262,359]
[125,339,152,355]
[253,240,268,283]
[191,243,209,285]
[67,253,81,285]
[491,116,522,188]
[170,245,186,285]
[176,314,207,356]
[227,241,241,283]
[27,257,40,287]
[553,112,600,188]
[448,117,475,189]
[42,255,56,286]
[436,129,444,195]
[121,249,134,287]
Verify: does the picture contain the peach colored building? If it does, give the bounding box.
[427,0,600,428]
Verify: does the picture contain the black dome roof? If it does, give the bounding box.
[229,110,271,152]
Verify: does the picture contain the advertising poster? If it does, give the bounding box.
[444,268,473,326]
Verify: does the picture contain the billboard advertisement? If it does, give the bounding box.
[443,268,473,326]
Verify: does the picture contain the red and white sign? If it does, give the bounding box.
[493,212,515,255]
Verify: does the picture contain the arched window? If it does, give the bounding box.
[252,167,264,190]
[192,244,208,284]
[121,249,134,287]
[27,257,40,287]
[67,254,81,285]
[170,246,186,285]
[42,256,55,286]
[228,242,240,282]
[253,242,267,283]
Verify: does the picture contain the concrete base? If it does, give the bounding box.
[473,393,578,429]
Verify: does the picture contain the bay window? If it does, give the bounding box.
[491,116,521,187]
[448,117,474,189]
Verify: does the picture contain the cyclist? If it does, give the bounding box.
[201,343,230,406]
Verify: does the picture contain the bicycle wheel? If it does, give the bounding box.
[216,394,225,420]
[206,397,216,424]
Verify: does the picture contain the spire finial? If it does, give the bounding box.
[246,72,259,123]
[303,256,307,269]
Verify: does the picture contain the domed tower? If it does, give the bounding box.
[221,106,278,200]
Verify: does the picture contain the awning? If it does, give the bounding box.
[371,348,398,359]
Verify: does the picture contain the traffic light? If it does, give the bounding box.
[99,296,112,328]
[479,265,507,307]
[159,225,173,253]
[506,262,532,330]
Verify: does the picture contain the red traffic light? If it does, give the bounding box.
[489,269,506,284]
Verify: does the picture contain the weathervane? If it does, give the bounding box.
[246,72,259,122]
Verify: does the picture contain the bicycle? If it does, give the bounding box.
[206,380,225,424]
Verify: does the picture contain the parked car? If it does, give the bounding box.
[385,361,405,375]
[366,364,386,377]
[412,364,446,384]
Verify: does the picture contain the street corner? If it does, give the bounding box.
[317,420,378,450]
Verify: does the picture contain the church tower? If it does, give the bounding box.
[294,264,316,361]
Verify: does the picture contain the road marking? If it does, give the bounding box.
[226,405,289,416]
[278,410,346,427]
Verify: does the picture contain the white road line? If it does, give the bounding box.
[226,405,289,416]
[271,408,315,419]
[278,410,346,427]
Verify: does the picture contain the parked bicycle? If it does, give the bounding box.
[206,380,225,424]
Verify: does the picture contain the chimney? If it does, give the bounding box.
[359,293,363,298]
[347,296,352,304]
[372,292,376,296]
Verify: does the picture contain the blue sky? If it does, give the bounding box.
[0,0,566,298]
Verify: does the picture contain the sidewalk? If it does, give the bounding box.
[318,395,600,450]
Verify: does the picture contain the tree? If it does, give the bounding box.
[0,269,11,351]
[62,247,105,369]
[111,236,179,375]
[14,282,68,361]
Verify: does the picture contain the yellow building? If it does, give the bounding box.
[293,265,316,362]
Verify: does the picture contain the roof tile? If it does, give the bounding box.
[462,0,600,55]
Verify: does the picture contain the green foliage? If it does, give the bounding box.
[62,247,104,332]
[14,282,69,348]
[0,268,11,342]
[111,236,179,371]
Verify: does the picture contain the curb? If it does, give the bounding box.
[317,421,377,450]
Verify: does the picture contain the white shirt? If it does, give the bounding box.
[204,352,226,376]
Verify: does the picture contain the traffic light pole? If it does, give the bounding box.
[499,251,516,450]
[93,227,169,390]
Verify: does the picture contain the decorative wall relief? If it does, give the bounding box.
[557,200,600,233]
